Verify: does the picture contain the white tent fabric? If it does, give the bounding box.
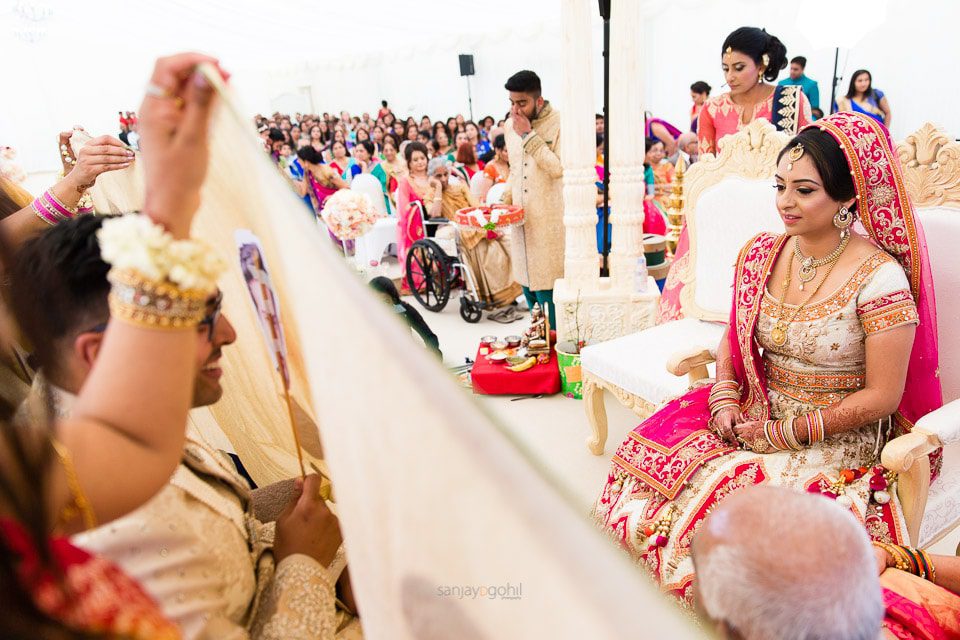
[3,0,959,179]
[191,68,701,637]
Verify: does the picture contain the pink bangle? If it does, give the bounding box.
[32,197,67,225]
[43,190,78,219]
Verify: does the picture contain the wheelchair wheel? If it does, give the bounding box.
[459,297,483,323]
[406,239,450,312]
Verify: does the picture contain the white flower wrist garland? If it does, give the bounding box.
[97,215,226,329]
[97,214,225,293]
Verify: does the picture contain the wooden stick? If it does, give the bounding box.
[282,382,307,479]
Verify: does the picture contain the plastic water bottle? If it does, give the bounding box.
[634,253,648,293]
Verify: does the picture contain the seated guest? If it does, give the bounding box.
[669,131,699,166]
[404,122,419,142]
[353,140,390,211]
[396,141,433,285]
[694,486,960,639]
[296,146,347,214]
[328,140,353,181]
[474,134,509,202]
[454,142,482,181]
[381,137,406,186]
[644,136,673,207]
[355,126,374,153]
[480,115,495,137]
[595,113,940,605]
[690,80,711,132]
[646,113,683,157]
[279,142,313,210]
[14,215,359,639]
[429,158,522,309]
[433,127,453,158]
[309,123,328,154]
[465,121,490,157]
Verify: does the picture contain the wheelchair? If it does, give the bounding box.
[404,201,486,323]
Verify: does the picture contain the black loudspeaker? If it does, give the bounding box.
[459,54,475,77]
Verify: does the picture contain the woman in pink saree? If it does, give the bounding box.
[594,112,942,604]
[395,142,434,288]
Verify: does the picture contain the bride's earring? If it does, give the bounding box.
[834,205,853,236]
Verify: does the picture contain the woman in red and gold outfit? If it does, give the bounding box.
[595,113,941,605]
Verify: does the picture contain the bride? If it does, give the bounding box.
[593,112,942,603]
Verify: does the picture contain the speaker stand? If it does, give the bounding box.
[465,75,474,122]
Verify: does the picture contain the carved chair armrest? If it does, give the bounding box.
[666,347,717,386]
[881,428,942,546]
[881,429,942,474]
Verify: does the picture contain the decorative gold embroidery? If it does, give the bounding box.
[760,251,893,322]
[777,86,801,134]
[765,361,864,407]
[857,288,918,335]
[861,307,919,335]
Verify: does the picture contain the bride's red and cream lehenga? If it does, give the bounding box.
[593,112,943,603]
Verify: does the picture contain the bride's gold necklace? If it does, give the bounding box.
[793,233,849,290]
[770,244,847,347]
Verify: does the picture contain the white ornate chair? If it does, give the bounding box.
[580,120,790,454]
[881,123,960,548]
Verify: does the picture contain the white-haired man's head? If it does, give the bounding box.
[677,132,698,157]
[691,486,883,640]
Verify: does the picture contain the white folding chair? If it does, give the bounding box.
[351,174,388,216]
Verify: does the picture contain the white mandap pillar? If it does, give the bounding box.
[557,0,600,290]
[554,0,659,346]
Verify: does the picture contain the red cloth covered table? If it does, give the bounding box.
[471,343,561,396]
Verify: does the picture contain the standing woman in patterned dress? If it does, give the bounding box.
[659,26,812,323]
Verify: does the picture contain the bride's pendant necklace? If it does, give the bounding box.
[771,241,849,347]
[793,232,849,291]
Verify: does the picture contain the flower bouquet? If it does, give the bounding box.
[320,190,381,240]
[455,205,524,240]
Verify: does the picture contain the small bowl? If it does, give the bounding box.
[491,340,508,351]
[505,335,522,348]
[488,352,508,364]
[480,335,497,347]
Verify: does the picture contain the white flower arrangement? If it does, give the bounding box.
[320,190,381,240]
[97,214,226,293]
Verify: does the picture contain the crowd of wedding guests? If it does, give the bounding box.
[255,105,512,215]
